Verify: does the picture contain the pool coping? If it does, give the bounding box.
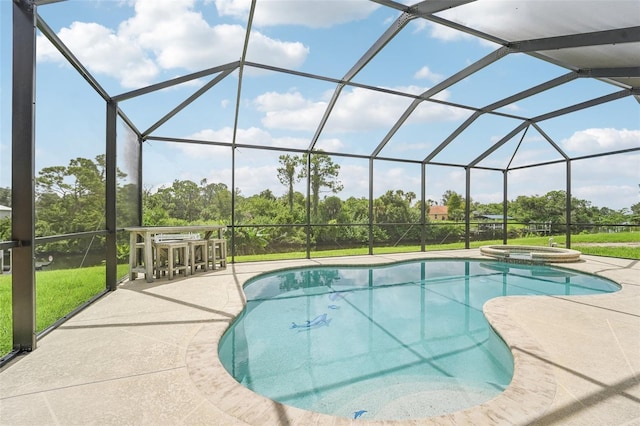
[185,252,637,425]
[186,296,556,425]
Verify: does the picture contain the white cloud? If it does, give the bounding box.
[412,19,473,43]
[36,0,308,88]
[414,66,442,82]
[215,0,379,28]
[385,166,421,190]
[191,126,232,141]
[233,164,282,195]
[387,141,431,153]
[573,184,639,210]
[504,164,565,195]
[36,21,160,88]
[327,87,415,132]
[246,32,308,66]
[254,86,468,133]
[503,153,640,209]
[180,126,310,157]
[562,128,640,153]
[471,191,504,204]
[255,90,327,131]
[254,91,311,112]
[315,138,345,152]
[501,103,520,112]
[410,95,471,125]
[571,153,640,183]
[422,167,467,204]
[568,154,640,210]
[339,163,370,195]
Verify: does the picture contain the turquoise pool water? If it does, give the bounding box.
[218,259,619,421]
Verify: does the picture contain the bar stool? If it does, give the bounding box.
[154,240,189,280]
[188,239,208,274]
[207,238,227,270]
[129,232,152,281]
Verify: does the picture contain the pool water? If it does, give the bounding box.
[218,259,619,421]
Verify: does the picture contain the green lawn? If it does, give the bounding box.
[0,264,129,356]
[235,232,639,262]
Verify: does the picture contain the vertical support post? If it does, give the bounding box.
[368,158,374,255]
[137,137,143,226]
[420,262,426,339]
[11,0,37,352]
[464,167,471,249]
[105,101,117,291]
[503,170,508,245]
[464,260,470,331]
[305,153,311,259]
[566,160,572,248]
[231,146,236,262]
[420,164,426,251]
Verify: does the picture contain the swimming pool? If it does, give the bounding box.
[218,259,619,421]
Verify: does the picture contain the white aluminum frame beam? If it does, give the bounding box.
[372,46,512,157]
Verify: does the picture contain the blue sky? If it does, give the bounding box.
[1,0,639,210]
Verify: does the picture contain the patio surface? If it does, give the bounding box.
[1,250,639,425]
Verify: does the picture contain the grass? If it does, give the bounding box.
[572,246,639,258]
[562,232,639,243]
[0,264,129,356]
[234,244,459,262]
[2,231,637,356]
[235,232,639,262]
[518,232,639,259]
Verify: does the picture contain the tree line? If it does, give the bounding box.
[0,154,638,256]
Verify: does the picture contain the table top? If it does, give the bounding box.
[125,225,226,233]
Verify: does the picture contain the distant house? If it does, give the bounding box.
[428,205,448,221]
[0,205,10,220]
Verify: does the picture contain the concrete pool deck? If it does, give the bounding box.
[1,250,639,425]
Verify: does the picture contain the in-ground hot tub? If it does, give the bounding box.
[480,245,582,263]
